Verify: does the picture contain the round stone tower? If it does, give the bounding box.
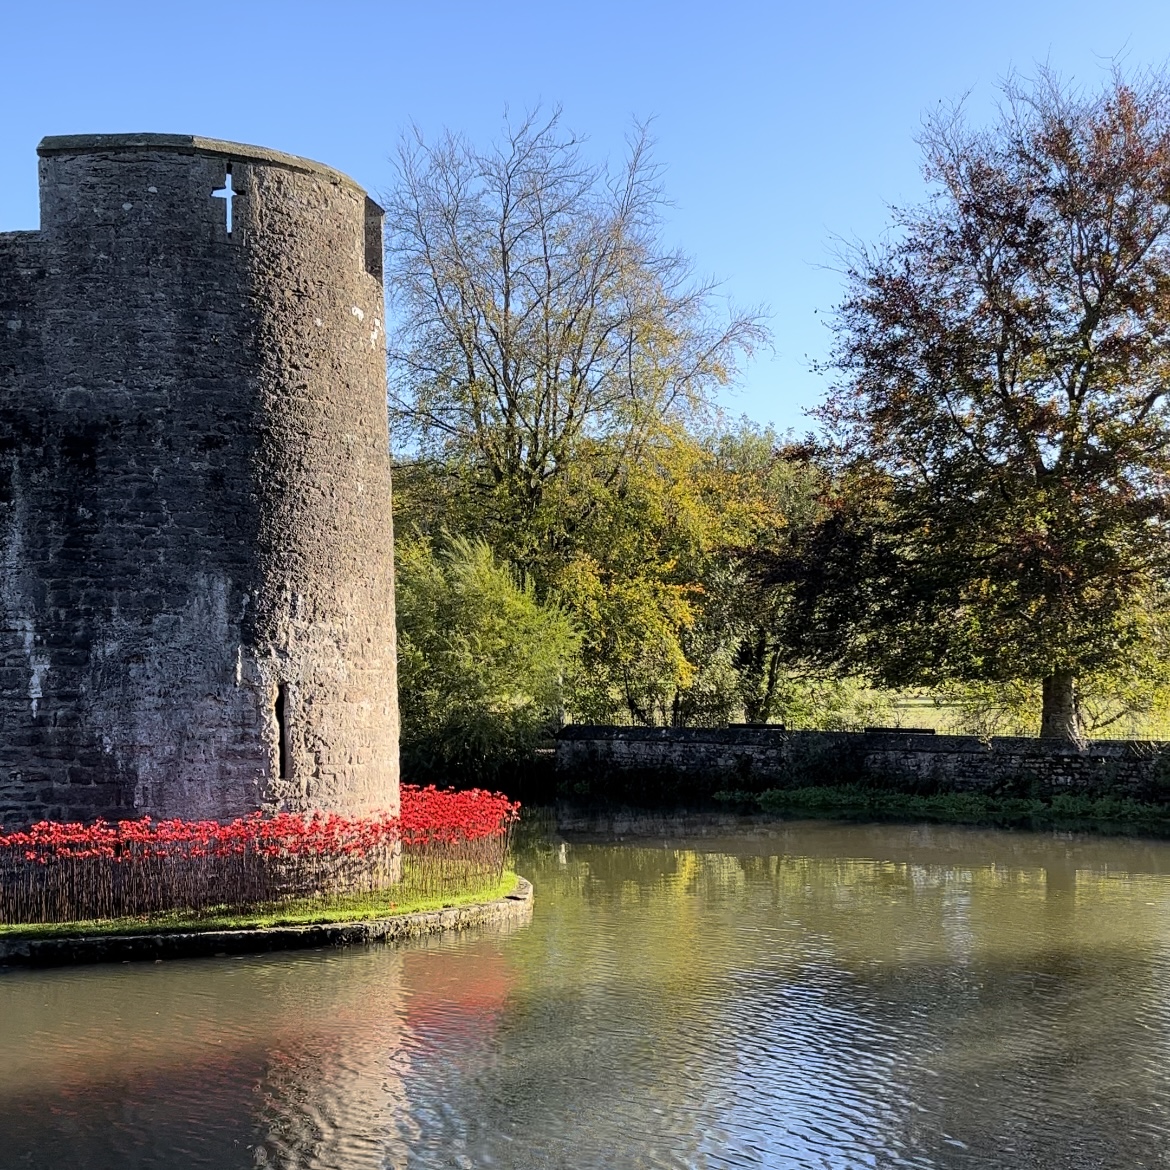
[0,135,399,825]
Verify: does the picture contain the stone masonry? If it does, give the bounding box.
[0,135,399,826]
[556,725,1170,801]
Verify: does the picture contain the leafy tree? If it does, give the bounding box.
[394,416,826,729]
[564,437,723,725]
[392,427,708,726]
[395,535,580,782]
[784,70,1170,741]
[693,429,824,724]
[550,420,824,727]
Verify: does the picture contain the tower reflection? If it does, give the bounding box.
[0,921,524,1169]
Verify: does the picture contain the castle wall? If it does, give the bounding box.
[0,136,398,826]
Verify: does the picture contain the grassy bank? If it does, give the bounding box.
[0,871,518,942]
[716,786,1170,832]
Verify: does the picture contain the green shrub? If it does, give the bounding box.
[396,535,580,784]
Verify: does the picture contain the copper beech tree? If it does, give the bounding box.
[782,70,1170,741]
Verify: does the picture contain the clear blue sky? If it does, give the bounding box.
[3,1,1169,433]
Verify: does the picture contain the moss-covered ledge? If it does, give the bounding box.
[0,876,534,969]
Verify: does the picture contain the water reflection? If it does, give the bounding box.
[1,818,1170,1168]
[0,930,520,1168]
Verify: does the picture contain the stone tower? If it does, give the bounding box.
[0,134,399,827]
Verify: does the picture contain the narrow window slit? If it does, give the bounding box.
[275,682,291,780]
[212,167,235,236]
[364,196,384,281]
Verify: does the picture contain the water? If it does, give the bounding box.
[3,815,1170,1169]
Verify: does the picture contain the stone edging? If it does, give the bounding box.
[0,877,534,969]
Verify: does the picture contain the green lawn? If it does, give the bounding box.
[878,690,1170,741]
[0,871,518,941]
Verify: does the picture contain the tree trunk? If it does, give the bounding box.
[1040,670,1081,741]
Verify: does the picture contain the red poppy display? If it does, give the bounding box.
[0,786,520,925]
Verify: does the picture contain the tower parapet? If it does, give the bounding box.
[0,135,399,825]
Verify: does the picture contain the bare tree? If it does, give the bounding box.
[384,109,766,520]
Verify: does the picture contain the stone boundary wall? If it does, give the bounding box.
[0,877,533,968]
[555,726,1170,801]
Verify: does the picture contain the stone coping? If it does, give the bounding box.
[556,725,1167,757]
[0,877,533,969]
[37,134,368,196]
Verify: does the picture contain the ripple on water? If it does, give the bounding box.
[3,819,1170,1168]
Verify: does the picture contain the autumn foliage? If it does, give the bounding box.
[0,785,519,925]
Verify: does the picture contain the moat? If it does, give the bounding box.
[3,814,1170,1168]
